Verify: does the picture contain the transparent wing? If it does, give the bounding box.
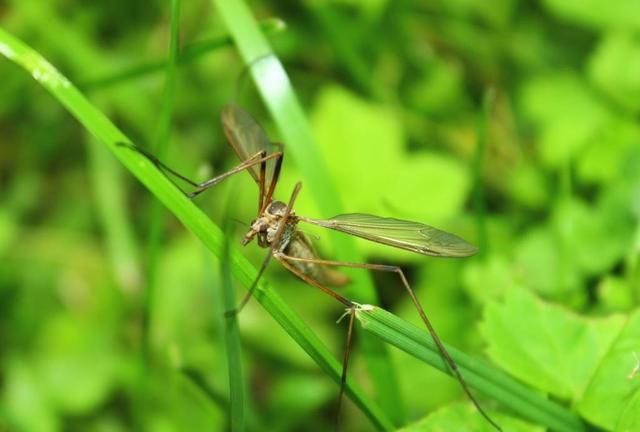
[301,213,478,257]
[220,104,277,185]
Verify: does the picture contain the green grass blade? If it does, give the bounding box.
[213,1,405,423]
[220,217,247,432]
[0,26,393,432]
[473,88,493,259]
[82,18,285,90]
[355,305,587,432]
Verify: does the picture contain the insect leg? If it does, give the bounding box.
[187,151,282,199]
[274,254,357,430]
[261,142,284,211]
[273,254,502,432]
[118,141,282,199]
[258,150,267,213]
[224,251,272,317]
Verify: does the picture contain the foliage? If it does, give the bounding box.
[1,0,639,431]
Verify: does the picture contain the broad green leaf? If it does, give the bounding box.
[577,310,640,430]
[384,152,470,223]
[553,198,633,277]
[597,276,635,312]
[588,32,640,113]
[505,161,549,210]
[4,361,58,432]
[407,59,467,116]
[514,227,583,299]
[540,0,640,30]
[481,289,626,400]
[397,402,543,432]
[463,254,519,303]
[615,389,640,432]
[35,313,119,413]
[520,73,610,167]
[309,85,403,215]
[577,119,640,184]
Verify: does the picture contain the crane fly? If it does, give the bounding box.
[124,104,501,431]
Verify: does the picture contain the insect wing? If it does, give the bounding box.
[302,213,478,257]
[221,104,277,185]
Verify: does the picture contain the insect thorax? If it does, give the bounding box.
[243,200,297,249]
[271,222,296,252]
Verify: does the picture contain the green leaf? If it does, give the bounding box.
[588,32,640,113]
[481,289,626,401]
[36,314,118,413]
[308,85,403,216]
[576,310,640,430]
[540,0,640,30]
[4,361,58,432]
[597,276,635,312]
[407,59,467,116]
[576,119,640,184]
[356,304,586,432]
[553,199,632,277]
[505,161,549,210]
[514,227,582,299]
[615,389,640,432]
[520,73,610,167]
[463,254,518,303]
[397,402,544,432]
[384,152,470,223]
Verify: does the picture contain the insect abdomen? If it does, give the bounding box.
[284,233,349,287]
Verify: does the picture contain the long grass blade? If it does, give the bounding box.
[221,217,246,432]
[473,88,493,258]
[355,305,586,432]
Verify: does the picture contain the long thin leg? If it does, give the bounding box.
[188,151,282,199]
[118,142,282,199]
[224,251,273,317]
[275,255,353,308]
[261,142,284,211]
[274,253,502,432]
[257,150,267,213]
[273,255,357,431]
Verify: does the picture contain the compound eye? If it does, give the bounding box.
[266,201,287,216]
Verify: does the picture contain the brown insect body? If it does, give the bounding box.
[243,200,348,286]
[284,231,350,287]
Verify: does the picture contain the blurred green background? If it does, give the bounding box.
[1,0,640,431]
